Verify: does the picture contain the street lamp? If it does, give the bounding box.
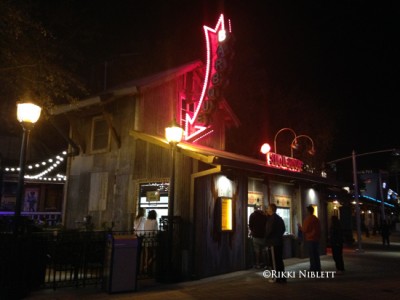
[291,134,316,156]
[274,128,297,157]
[165,119,183,280]
[14,102,42,234]
[165,120,184,225]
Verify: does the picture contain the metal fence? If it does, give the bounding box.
[0,229,161,298]
[0,212,62,227]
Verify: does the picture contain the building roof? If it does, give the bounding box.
[49,60,239,128]
[130,130,348,189]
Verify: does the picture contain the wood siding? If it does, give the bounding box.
[63,63,248,280]
[193,173,248,279]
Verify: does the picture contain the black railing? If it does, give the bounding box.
[0,229,162,298]
[0,212,62,228]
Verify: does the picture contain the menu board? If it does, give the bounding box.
[220,197,233,231]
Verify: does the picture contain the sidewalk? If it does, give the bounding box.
[28,231,400,300]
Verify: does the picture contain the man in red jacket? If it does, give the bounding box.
[299,205,321,272]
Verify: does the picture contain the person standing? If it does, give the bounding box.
[381,220,391,246]
[133,207,146,236]
[329,216,345,274]
[143,210,158,273]
[265,203,286,283]
[299,205,321,272]
[27,191,37,212]
[249,206,268,269]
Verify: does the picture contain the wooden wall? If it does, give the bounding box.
[193,172,248,279]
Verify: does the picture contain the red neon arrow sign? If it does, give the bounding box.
[184,14,231,141]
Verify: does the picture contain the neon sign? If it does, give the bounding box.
[266,152,303,172]
[183,14,234,142]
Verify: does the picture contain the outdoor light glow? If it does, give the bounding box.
[363,195,394,208]
[260,143,271,154]
[308,189,317,200]
[165,123,184,144]
[217,176,232,195]
[218,29,226,42]
[17,102,41,124]
[4,150,68,182]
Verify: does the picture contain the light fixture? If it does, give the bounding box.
[14,101,42,234]
[260,143,271,154]
[291,134,316,156]
[165,119,183,281]
[17,102,42,126]
[165,120,184,145]
[273,128,297,157]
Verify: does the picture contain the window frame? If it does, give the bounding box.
[90,115,111,154]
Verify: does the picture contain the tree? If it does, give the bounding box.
[0,1,89,102]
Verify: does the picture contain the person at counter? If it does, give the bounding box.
[265,203,286,283]
[298,205,321,273]
[249,206,268,269]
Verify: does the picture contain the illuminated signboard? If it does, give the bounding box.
[146,191,160,202]
[219,197,233,231]
[266,152,303,172]
[183,14,234,142]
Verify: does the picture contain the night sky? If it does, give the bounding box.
[220,1,398,163]
[27,1,400,171]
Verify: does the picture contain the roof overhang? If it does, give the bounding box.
[130,130,346,188]
[48,86,139,116]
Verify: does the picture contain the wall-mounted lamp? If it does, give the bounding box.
[260,143,271,154]
[274,128,297,157]
[291,134,316,156]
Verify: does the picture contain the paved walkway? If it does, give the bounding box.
[28,231,400,300]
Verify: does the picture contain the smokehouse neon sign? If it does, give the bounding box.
[266,152,303,172]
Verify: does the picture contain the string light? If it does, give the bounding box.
[4,150,68,182]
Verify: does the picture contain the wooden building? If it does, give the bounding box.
[49,55,348,280]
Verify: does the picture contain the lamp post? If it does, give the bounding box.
[351,150,363,252]
[274,128,297,157]
[165,119,183,279]
[327,148,398,252]
[291,134,316,156]
[14,102,42,234]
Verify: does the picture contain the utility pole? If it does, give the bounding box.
[352,150,363,252]
[327,148,398,253]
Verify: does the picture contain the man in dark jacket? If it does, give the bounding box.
[249,206,268,268]
[265,203,286,283]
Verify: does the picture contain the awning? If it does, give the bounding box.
[129,130,346,188]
